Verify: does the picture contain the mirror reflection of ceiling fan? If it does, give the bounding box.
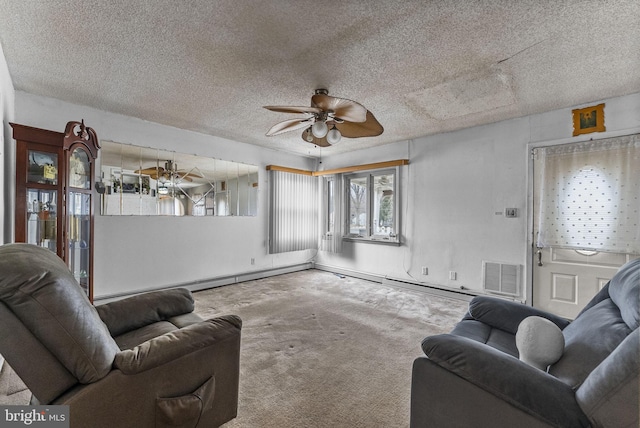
[135,160,202,183]
[264,89,383,147]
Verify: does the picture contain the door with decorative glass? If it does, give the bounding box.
[532,134,639,319]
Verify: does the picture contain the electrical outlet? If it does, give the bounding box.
[449,271,457,280]
[505,208,518,218]
[250,258,255,265]
[421,267,428,275]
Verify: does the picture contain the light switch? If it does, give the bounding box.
[505,208,518,218]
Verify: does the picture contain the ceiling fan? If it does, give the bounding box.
[135,160,202,183]
[264,89,383,147]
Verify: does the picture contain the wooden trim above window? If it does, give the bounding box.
[266,165,314,176]
[266,159,408,176]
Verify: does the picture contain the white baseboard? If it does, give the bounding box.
[314,264,476,302]
[95,262,483,305]
[94,262,314,305]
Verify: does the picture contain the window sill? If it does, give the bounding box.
[343,236,401,246]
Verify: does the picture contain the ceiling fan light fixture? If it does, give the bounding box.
[326,125,341,145]
[303,127,314,142]
[311,120,328,138]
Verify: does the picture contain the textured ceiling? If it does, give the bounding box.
[1,0,639,157]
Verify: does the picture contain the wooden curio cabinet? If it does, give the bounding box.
[12,121,100,302]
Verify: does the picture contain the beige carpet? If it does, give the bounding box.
[193,270,468,427]
[0,360,30,405]
[0,269,469,427]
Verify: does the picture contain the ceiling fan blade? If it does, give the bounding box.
[335,110,384,138]
[301,128,331,147]
[134,166,165,175]
[311,94,367,123]
[264,105,322,115]
[266,118,313,136]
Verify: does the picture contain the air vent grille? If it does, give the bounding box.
[483,261,521,297]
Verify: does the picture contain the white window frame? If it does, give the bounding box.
[343,167,399,244]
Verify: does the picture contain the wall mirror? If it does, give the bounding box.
[99,141,258,216]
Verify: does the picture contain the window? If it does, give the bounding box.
[345,168,398,242]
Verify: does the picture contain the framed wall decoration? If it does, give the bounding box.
[572,103,605,136]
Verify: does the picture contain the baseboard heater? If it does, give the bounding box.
[315,263,476,302]
[482,261,521,297]
[94,262,314,305]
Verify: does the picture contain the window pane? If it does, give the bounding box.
[373,172,394,236]
[349,176,368,235]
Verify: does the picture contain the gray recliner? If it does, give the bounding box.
[411,258,639,428]
[0,243,242,428]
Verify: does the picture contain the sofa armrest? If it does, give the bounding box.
[114,315,242,375]
[468,296,570,334]
[96,288,195,336]
[422,334,589,427]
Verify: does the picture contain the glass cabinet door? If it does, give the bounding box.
[67,191,91,294]
[25,149,59,252]
[28,150,58,185]
[26,189,58,251]
[67,147,92,296]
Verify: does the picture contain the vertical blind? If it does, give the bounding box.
[269,170,319,254]
[320,175,345,254]
[536,134,639,253]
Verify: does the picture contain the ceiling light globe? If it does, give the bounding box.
[312,120,328,138]
[326,127,342,145]
[304,127,314,142]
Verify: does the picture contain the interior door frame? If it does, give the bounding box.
[525,126,640,308]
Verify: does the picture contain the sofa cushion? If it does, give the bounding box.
[607,258,640,330]
[549,299,631,388]
[575,329,639,428]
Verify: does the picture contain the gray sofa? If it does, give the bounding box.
[411,258,639,428]
[0,243,242,428]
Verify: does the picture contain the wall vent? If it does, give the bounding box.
[483,261,521,297]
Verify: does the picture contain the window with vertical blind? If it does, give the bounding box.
[536,134,639,253]
[268,169,318,254]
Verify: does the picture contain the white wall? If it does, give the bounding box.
[9,90,640,301]
[316,92,640,299]
[14,92,316,299]
[0,42,15,245]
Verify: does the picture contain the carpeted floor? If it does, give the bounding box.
[0,359,31,405]
[193,270,469,427]
[0,269,469,427]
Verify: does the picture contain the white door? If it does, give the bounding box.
[533,247,631,319]
[532,136,639,320]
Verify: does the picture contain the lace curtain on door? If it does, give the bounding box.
[536,134,639,253]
